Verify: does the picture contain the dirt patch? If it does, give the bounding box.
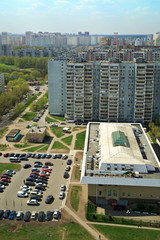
[75,151,83,164]
[8,223,23,232]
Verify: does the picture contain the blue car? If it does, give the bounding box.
[31,168,40,172]
[41,154,47,159]
[8,210,16,220]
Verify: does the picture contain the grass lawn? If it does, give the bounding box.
[22,112,37,121]
[23,145,44,152]
[74,131,86,150]
[0,222,94,240]
[46,116,58,123]
[61,135,73,146]
[93,225,160,240]
[0,163,20,175]
[0,127,8,139]
[14,143,30,148]
[75,166,81,181]
[50,127,65,138]
[0,144,8,151]
[51,115,65,121]
[72,126,86,131]
[70,186,82,211]
[39,144,49,151]
[52,141,69,150]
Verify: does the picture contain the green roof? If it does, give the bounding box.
[112,131,127,147]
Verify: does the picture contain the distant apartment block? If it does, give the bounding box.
[48,59,160,124]
[0,73,5,94]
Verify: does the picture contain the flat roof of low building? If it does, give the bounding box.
[6,129,20,138]
[28,127,46,134]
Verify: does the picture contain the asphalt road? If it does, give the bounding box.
[0,156,71,213]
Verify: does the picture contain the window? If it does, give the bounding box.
[128,193,131,197]
[122,192,125,196]
[108,190,112,197]
[113,190,117,197]
[99,191,102,196]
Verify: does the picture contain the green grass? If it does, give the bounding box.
[23,145,44,152]
[0,144,8,151]
[51,115,65,121]
[22,112,37,121]
[14,143,30,148]
[40,144,49,151]
[46,116,58,123]
[0,163,20,175]
[61,135,73,146]
[75,166,81,180]
[74,131,86,150]
[0,222,94,240]
[19,119,24,122]
[70,186,82,211]
[0,127,8,139]
[93,225,160,240]
[52,141,69,150]
[50,127,65,138]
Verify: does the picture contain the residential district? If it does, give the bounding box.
[0,31,160,240]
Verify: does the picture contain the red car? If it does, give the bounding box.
[45,162,53,166]
[3,153,9,157]
[40,174,48,179]
[1,178,10,182]
[30,172,39,176]
[42,169,51,173]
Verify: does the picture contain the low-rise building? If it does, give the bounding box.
[6,129,21,142]
[81,122,160,207]
[27,127,46,143]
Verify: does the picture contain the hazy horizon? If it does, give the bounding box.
[0,0,160,35]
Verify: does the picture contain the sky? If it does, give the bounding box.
[0,0,160,35]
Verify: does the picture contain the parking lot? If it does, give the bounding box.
[0,154,72,213]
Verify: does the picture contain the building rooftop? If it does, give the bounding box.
[28,126,46,134]
[6,129,20,138]
[81,122,160,187]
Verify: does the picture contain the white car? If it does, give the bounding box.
[31,189,43,194]
[59,191,65,199]
[51,123,58,127]
[65,165,70,171]
[62,154,68,160]
[27,199,39,205]
[20,185,32,190]
[30,190,43,197]
[21,188,31,194]
[53,209,60,219]
[17,191,29,198]
[31,211,38,220]
[36,182,47,187]
[60,185,66,191]
[0,184,5,189]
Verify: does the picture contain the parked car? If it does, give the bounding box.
[24,211,31,222]
[9,157,20,163]
[26,153,32,158]
[31,171,39,176]
[62,154,68,160]
[46,154,52,159]
[45,211,52,221]
[45,195,54,204]
[0,181,8,186]
[7,170,16,174]
[36,178,48,184]
[35,185,45,191]
[51,123,58,127]
[25,181,35,186]
[42,169,51,173]
[1,178,10,183]
[27,199,39,206]
[60,185,66,191]
[34,163,43,168]
[1,175,11,180]
[40,171,50,176]
[45,161,53,166]
[65,165,70,171]
[31,211,38,220]
[20,153,26,157]
[67,159,72,165]
[20,157,28,161]
[30,194,41,201]
[3,153,9,157]
[59,191,65,199]
[60,122,66,125]
[35,182,47,187]
[8,210,16,220]
[16,211,24,220]
[53,209,60,219]
[0,188,4,193]
[3,210,10,219]
[57,154,62,159]
[9,153,14,157]
[23,164,31,169]
[41,154,47,159]
[32,168,40,172]
[63,172,69,179]
[38,211,45,222]
[20,185,32,191]
[17,191,29,198]
[30,174,38,179]
[0,184,5,189]
[30,190,43,197]
[26,177,36,182]
[52,154,57,159]
[40,174,48,179]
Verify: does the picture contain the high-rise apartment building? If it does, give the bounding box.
[48,59,160,124]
